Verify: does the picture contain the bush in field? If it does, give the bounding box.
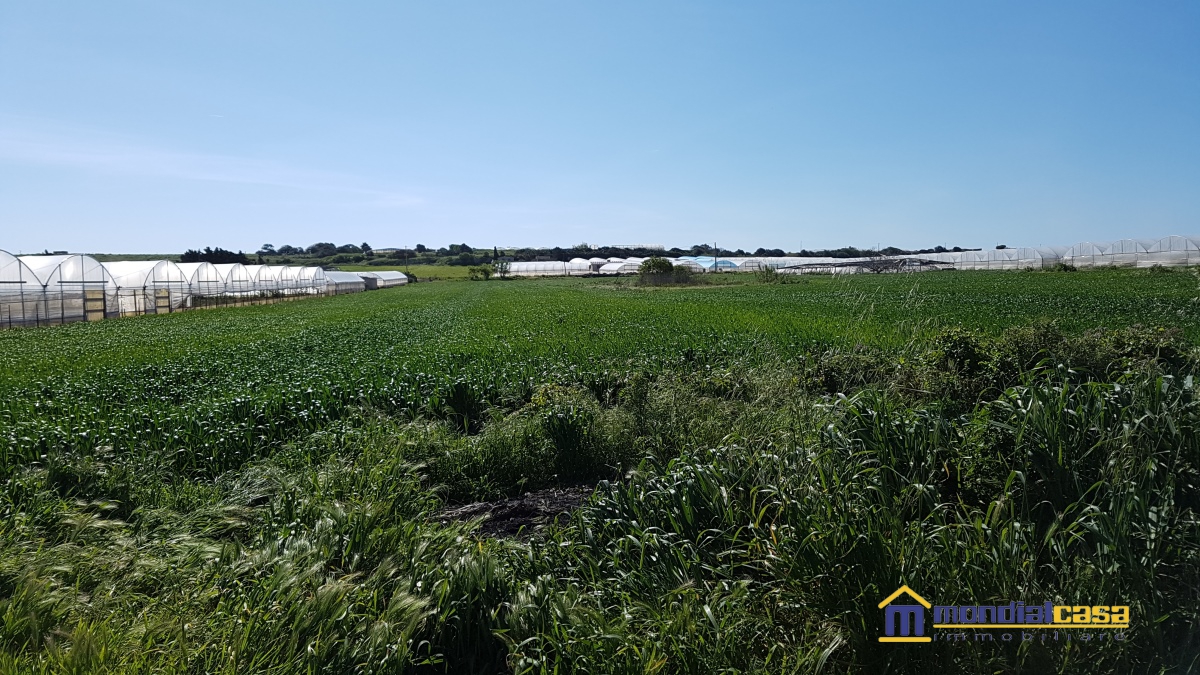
[638,257,697,286]
[638,256,673,277]
[468,264,495,281]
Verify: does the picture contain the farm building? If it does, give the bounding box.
[370,271,409,288]
[325,271,367,295]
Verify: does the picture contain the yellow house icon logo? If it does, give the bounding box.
[879,585,932,643]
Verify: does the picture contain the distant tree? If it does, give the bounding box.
[306,242,338,257]
[180,247,250,264]
[494,259,510,278]
[277,244,302,256]
[996,244,1007,249]
[415,244,427,253]
[258,244,276,255]
[361,242,373,258]
[336,244,362,254]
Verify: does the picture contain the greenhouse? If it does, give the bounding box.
[325,271,366,295]
[0,250,43,328]
[244,265,281,293]
[213,263,256,297]
[103,260,192,316]
[371,271,409,287]
[1063,236,1200,268]
[264,265,297,293]
[0,253,355,329]
[508,261,591,277]
[19,254,112,325]
[614,258,647,273]
[295,267,328,294]
[177,262,226,299]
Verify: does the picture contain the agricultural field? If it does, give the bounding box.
[0,268,1198,673]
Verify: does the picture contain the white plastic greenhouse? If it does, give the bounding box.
[325,271,366,295]
[213,263,255,296]
[295,267,328,294]
[1063,237,1200,267]
[244,265,280,293]
[19,254,112,325]
[508,261,592,277]
[371,271,409,288]
[0,251,43,328]
[103,260,192,316]
[176,262,225,299]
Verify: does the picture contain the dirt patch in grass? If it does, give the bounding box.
[437,485,594,537]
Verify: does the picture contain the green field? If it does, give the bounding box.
[0,269,1197,673]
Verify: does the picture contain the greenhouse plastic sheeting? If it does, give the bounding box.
[325,271,366,294]
[371,271,409,287]
[0,250,43,328]
[1064,237,1200,267]
[213,263,255,295]
[508,261,591,277]
[103,260,192,316]
[177,262,226,298]
[19,254,113,325]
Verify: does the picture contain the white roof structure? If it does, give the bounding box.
[296,266,328,285]
[17,254,113,324]
[19,254,112,289]
[371,271,409,287]
[177,262,225,296]
[508,261,591,277]
[0,250,43,328]
[0,250,39,290]
[213,263,254,293]
[325,271,366,294]
[102,260,192,314]
[243,264,280,291]
[103,260,190,290]
[1063,236,1200,267]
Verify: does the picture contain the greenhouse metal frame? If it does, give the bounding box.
[19,254,113,326]
[0,251,43,328]
[104,260,192,317]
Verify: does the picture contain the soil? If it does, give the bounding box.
[436,485,595,538]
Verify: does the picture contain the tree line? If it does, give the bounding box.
[179,241,983,267]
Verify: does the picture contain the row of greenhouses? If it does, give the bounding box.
[0,253,406,328]
[504,235,1200,277]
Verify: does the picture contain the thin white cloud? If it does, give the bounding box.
[0,121,424,207]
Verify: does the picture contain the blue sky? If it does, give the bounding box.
[1,2,1197,254]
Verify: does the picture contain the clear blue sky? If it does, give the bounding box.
[2,2,1197,254]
